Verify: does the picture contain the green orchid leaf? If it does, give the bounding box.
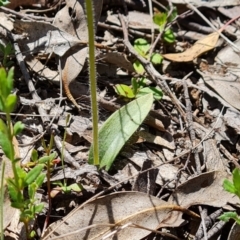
[134,38,150,56]
[24,164,45,185]
[88,93,154,170]
[150,53,163,65]
[13,121,25,136]
[136,86,163,100]
[114,84,135,98]
[163,29,175,43]
[133,60,145,74]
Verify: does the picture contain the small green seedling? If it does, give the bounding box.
[50,181,82,198]
[133,38,163,74]
[219,168,240,224]
[0,67,49,239]
[114,77,163,100]
[153,7,177,43]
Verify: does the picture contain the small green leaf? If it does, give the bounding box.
[88,94,154,170]
[0,124,14,160]
[114,84,135,98]
[219,212,238,222]
[133,60,145,74]
[28,183,37,199]
[34,203,44,214]
[13,121,24,136]
[223,179,236,194]
[232,168,240,197]
[153,12,167,30]
[136,86,163,100]
[131,78,138,95]
[163,29,175,43]
[5,94,17,113]
[24,164,44,185]
[31,149,38,162]
[134,38,150,57]
[150,53,163,65]
[68,183,82,192]
[7,178,19,202]
[35,173,45,188]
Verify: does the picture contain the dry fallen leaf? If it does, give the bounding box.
[199,70,240,110]
[163,32,219,62]
[43,191,188,240]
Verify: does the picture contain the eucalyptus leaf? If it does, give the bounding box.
[88,94,154,170]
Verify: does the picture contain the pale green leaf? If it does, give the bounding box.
[88,94,154,170]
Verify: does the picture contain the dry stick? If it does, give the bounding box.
[182,72,201,174]
[12,37,51,126]
[202,220,227,240]
[118,13,186,121]
[195,209,224,240]
[198,206,208,240]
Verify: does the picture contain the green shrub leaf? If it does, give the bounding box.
[163,29,175,43]
[151,53,163,65]
[223,179,236,194]
[114,84,135,98]
[133,60,145,74]
[134,38,150,56]
[88,93,154,170]
[24,164,45,185]
[13,121,25,136]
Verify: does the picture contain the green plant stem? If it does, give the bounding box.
[0,161,5,240]
[6,113,21,202]
[85,0,99,166]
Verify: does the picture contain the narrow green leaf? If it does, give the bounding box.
[5,94,17,113]
[13,121,25,136]
[31,149,38,162]
[131,78,138,95]
[114,84,135,98]
[233,168,240,197]
[35,173,45,188]
[88,94,154,170]
[25,164,44,185]
[0,129,14,160]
